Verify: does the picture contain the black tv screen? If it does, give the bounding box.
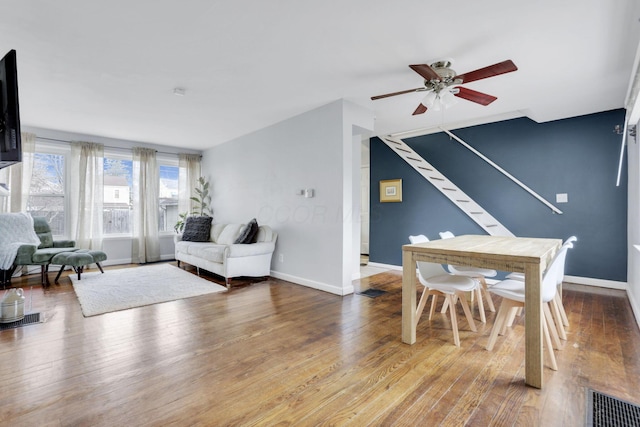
[0,49,21,170]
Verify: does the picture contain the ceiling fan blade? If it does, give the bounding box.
[454,86,497,106]
[412,104,428,115]
[409,64,440,81]
[454,60,518,84]
[371,88,423,100]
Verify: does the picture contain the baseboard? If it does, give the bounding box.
[101,254,176,267]
[563,275,627,290]
[270,270,352,296]
[102,258,131,267]
[367,262,402,271]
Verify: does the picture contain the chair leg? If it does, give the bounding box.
[96,262,105,274]
[415,286,430,327]
[544,303,562,350]
[487,300,516,351]
[542,310,558,371]
[555,291,570,327]
[428,293,438,320]
[480,277,496,312]
[549,297,567,340]
[506,306,521,328]
[446,294,460,347]
[40,264,51,287]
[475,286,486,323]
[503,307,519,334]
[455,290,477,332]
[440,296,450,314]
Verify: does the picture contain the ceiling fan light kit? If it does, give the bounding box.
[372,59,517,115]
[419,87,459,112]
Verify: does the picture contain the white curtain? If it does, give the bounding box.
[132,147,160,263]
[178,153,201,215]
[69,141,104,249]
[0,132,35,213]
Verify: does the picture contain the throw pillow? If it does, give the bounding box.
[234,218,259,244]
[182,216,213,242]
[217,224,244,244]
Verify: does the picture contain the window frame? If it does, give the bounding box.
[30,140,70,239]
[157,153,179,235]
[102,149,133,238]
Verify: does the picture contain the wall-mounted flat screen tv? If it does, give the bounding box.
[0,49,21,170]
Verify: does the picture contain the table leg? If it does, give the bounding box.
[402,250,417,344]
[524,263,543,388]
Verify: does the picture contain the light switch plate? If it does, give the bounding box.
[556,193,568,203]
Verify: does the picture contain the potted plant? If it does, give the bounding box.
[174,176,212,233]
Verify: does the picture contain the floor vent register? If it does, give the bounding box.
[587,388,640,427]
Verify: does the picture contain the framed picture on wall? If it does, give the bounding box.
[380,179,402,203]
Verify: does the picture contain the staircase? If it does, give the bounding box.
[380,135,514,237]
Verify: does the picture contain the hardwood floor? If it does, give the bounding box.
[1,264,639,426]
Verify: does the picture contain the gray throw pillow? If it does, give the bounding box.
[182,216,213,242]
[234,218,259,244]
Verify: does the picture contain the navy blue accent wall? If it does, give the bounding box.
[370,109,627,282]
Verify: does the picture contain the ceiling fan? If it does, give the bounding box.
[371,59,517,115]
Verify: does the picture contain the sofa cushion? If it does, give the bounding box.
[182,216,212,242]
[216,224,244,245]
[192,245,227,264]
[175,241,210,256]
[210,223,227,243]
[234,218,259,244]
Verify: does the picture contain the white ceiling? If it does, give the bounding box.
[1,0,640,151]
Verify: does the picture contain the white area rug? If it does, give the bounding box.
[71,263,227,317]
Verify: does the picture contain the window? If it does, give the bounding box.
[25,142,186,237]
[27,152,66,235]
[103,156,179,234]
[103,156,133,234]
[159,164,179,232]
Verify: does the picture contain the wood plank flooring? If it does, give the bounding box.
[1,263,639,426]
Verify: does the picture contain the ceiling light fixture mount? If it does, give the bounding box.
[173,87,186,96]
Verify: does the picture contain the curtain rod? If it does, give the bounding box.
[36,136,199,157]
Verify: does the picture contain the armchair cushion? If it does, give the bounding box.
[33,216,54,248]
[53,240,77,248]
[31,247,77,264]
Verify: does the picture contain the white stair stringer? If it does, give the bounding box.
[380,135,514,237]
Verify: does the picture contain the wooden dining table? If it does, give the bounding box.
[402,234,562,388]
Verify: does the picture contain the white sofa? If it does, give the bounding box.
[174,223,278,288]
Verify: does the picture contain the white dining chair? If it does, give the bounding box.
[438,230,498,319]
[409,234,478,347]
[504,236,577,336]
[485,243,573,371]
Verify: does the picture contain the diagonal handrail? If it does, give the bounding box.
[439,127,563,215]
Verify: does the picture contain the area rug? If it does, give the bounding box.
[70,263,227,317]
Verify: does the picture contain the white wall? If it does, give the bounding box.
[627,118,640,328]
[201,100,373,295]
